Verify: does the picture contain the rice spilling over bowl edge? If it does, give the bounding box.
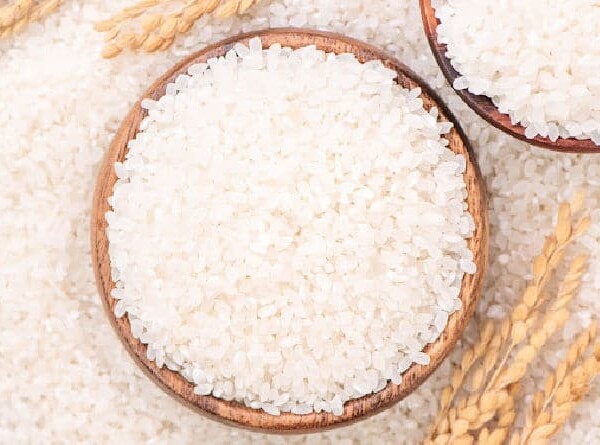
[105,38,475,416]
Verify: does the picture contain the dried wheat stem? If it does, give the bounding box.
[487,206,588,391]
[0,0,63,38]
[428,220,589,443]
[517,324,597,445]
[95,0,163,32]
[97,0,260,58]
[425,321,495,442]
[476,388,517,445]
[541,322,596,412]
[570,190,586,214]
[517,345,600,445]
[214,0,256,17]
[214,0,239,18]
[470,319,509,392]
[491,383,520,444]
[468,255,587,441]
[451,389,511,435]
[493,255,588,391]
[426,195,592,445]
[0,0,35,28]
[443,307,572,439]
[478,397,516,445]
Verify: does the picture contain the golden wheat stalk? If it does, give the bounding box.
[484,204,587,392]
[511,344,600,445]
[0,0,35,28]
[461,255,588,433]
[448,389,511,441]
[425,320,495,441]
[429,257,587,442]
[479,383,520,445]
[493,255,588,391]
[425,195,591,445]
[96,0,260,58]
[515,324,597,445]
[0,0,62,38]
[469,201,588,398]
[426,201,586,445]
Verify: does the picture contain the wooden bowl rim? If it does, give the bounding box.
[91,27,489,434]
[419,0,599,154]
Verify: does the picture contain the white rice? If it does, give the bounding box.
[1,0,600,443]
[433,0,600,144]
[106,38,474,415]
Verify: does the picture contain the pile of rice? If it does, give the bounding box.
[434,0,600,144]
[1,0,599,443]
[106,38,474,415]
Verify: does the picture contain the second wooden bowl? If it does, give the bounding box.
[420,0,599,154]
[91,28,489,433]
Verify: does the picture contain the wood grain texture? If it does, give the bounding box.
[420,0,599,154]
[91,28,489,433]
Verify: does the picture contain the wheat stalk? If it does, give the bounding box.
[484,204,586,392]
[425,320,495,440]
[479,383,520,445]
[492,255,588,391]
[468,201,588,399]
[425,194,592,445]
[511,344,600,445]
[515,324,597,445]
[455,255,587,434]
[0,0,62,38]
[0,0,33,28]
[96,0,260,58]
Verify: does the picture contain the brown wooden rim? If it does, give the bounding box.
[419,0,599,154]
[91,27,489,433]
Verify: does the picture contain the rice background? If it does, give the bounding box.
[1,1,600,443]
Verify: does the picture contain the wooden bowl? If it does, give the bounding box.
[91,28,489,433]
[420,0,599,154]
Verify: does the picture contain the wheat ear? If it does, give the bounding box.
[0,0,63,38]
[427,240,589,442]
[425,320,495,442]
[484,203,586,392]
[492,254,588,391]
[469,254,587,432]
[470,201,585,397]
[0,0,35,29]
[480,382,520,445]
[468,211,590,413]
[97,0,260,58]
[513,344,600,445]
[515,323,597,445]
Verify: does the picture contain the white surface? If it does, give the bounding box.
[1,0,600,443]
